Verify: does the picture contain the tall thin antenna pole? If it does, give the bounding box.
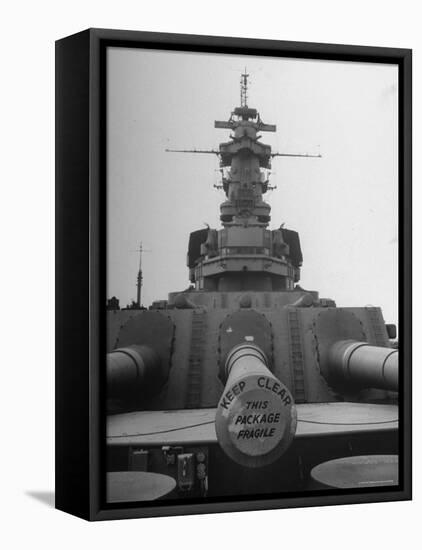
[240,69,249,107]
[136,242,143,308]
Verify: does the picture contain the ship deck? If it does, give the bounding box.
[107,402,398,447]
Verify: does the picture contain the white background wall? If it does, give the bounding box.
[1,1,419,548]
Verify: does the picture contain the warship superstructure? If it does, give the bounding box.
[106,74,398,501]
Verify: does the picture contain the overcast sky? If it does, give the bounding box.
[107,47,398,324]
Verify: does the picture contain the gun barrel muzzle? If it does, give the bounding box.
[328,340,398,392]
[107,345,163,402]
[215,343,297,468]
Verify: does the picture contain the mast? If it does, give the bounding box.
[136,242,143,308]
[168,74,321,293]
[240,69,249,107]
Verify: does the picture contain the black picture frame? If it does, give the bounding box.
[55,28,412,521]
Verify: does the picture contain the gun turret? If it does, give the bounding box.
[215,343,297,468]
[327,340,398,392]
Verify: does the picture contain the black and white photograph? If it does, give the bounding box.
[104,45,403,505]
[3,0,421,544]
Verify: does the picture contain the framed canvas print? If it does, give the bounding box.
[55,28,412,520]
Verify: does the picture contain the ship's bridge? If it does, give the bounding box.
[187,223,302,292]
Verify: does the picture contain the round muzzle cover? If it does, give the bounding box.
[215,351,297,468]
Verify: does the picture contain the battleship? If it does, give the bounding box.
[106,73,398,502]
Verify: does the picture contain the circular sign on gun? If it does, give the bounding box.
[215,345,297,468]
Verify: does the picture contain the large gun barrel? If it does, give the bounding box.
[215,343,297,468]
[328,340,398,392]
[107,345,166,404]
